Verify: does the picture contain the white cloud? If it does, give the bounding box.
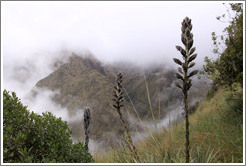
[2,1,232,152]
[2,1,230,117]
[2,1,228,65]
[2,0,230,119]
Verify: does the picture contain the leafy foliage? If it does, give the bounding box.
[203,3,243,87]
[3,89,94,163]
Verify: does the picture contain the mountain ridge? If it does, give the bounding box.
[33,52,209,150]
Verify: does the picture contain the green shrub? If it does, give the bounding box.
[203,3,243,87]
[3,89,94,163]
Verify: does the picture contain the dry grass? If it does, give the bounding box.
[94,87,243,163]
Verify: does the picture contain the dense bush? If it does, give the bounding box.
[3,89,94,163]
[203,3,243,87]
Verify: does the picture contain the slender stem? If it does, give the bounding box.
[118,107,139,161]
[175,17,197,163]
[184,40,190,163]
[143,73,157,129]
[84,107,91,151]
[184,91,190,163]
[123,87,143,125]
[113,73,139,162]
[158,99,161,122]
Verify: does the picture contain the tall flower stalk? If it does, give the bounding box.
[83,106,91,151]
[173,17,198,163]
[112,73,139,162]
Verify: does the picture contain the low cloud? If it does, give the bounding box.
[2,1,224,154]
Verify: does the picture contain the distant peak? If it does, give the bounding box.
[70,51,98,61]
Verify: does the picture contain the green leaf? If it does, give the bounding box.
[10,152,14,157]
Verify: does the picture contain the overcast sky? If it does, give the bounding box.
[1,2,241,149]
[2,1,231,96]
[2,1,229,63]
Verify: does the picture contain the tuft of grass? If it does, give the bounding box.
[95,87,243,163]
[143,72,157,128]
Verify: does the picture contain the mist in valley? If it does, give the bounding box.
[2,49,211,153]
[2,1,226,153]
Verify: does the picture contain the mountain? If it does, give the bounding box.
[33,52,209,150]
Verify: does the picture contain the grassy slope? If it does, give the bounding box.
[94,86,243,163]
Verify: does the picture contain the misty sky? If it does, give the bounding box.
[2,1,230,104]
[0,2,239,152]
[2,1,229,63]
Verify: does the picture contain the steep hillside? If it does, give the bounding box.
[32,52,209,149]
[95,86,243,163]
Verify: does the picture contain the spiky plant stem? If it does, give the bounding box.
[113,73,139,162]
[173,17,199,163]
[84,107,91,151]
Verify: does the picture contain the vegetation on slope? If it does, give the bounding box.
[95,4,243,162]
[3,3,242,163]
[203,3,243,87]
[33,53,209,148]
[95,84,243,163]
[3,90,94,163]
